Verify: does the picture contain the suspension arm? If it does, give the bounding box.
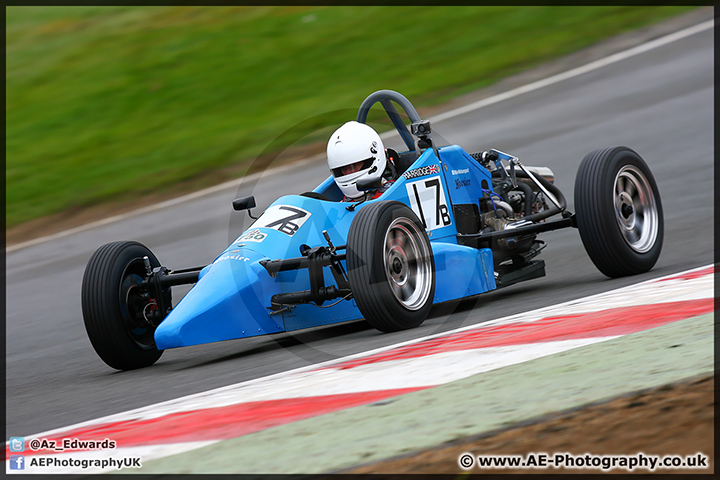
[457,215,576,242]
[262,245,352,308]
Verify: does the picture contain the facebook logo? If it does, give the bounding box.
[9,455,25,470]
[9,437,24,452]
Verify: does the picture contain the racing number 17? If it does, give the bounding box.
[408,177,451,230]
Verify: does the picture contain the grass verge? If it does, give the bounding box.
[6,6,695,228]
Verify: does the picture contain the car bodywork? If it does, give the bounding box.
[154,141,497,349]
[82,89,663,370]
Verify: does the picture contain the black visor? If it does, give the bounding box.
[331,156,375,177]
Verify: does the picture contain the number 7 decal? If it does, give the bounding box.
[252,205,312,236]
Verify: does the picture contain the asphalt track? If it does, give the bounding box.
[5,22,713,438]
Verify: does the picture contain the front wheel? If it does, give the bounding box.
[574,146,664,278]
[347,201,435,332]
[81,241,170,370]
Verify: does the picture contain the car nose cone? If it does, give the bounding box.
[154,250,281,349]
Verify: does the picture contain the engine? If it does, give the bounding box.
[480,165,558,265]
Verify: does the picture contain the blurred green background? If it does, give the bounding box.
[6,6,694,228]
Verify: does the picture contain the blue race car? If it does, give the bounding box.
[82,90,664,370]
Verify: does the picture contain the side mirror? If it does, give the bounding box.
[233,196,259,219]
[232,196,256,211]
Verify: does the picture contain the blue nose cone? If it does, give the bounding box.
[154,250,283,349]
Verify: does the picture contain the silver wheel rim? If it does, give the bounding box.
[383,217,432,310]
[613,165,659,253]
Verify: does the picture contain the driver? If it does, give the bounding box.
[327,121,396,202]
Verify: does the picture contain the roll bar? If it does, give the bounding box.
[356,90,425,152]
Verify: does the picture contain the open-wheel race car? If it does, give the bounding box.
[82,90,664,370]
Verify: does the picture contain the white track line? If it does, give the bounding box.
[6,157,317,253]
[427,19,714,124]
[6,19,713,254]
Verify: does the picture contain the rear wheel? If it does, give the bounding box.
[81,241,170,370]
[347,201,435,332]
[574,146,663,278]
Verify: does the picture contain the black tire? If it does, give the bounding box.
[574,146,664,278]
[347,201,435,332]
[81,241,169,370]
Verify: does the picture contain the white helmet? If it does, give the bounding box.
[327,121,387,199]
